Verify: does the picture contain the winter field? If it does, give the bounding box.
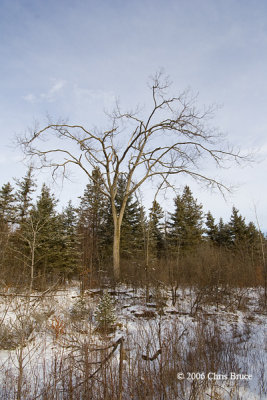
[0,283,266,400]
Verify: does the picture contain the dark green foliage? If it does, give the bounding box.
[10,168,37,285]
[0,183,17,282]
[215,218,231,246]
[228,207,248,245]
[12,187,80,287]
[215,207,261,251]
[246,221,260,247]
[0,170,264,289]
[206,209,262,279]
[228,208,262,261]
[78,167,108,267]
[205,211,218,243]
[114,176,144,257]
[0,182,16,224]
[29,184,64,278]
[95,291,116,332]
[168,186,204,253]
[14,166,36,224]
[98,175,145,260]
[148,200,164,259]
[60,201,81,277]
[0,183,16,280]
[33,183,58,222]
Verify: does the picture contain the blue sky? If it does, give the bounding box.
[1,0,267,228]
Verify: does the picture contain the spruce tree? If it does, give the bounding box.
[205,211,218,243]
[245,221,262,265]
[168,185,203,253]
[0,183,17,282]
[246,222,260,248]
[12,168,37,286]
[114,176,144,258]
[228,207,247,245]
[95,291,116,332]
[60,201,81,278]
[215,218,231,247]
[78,167,108,266]
[30,184,63,282]
[228,208,261,261]
[0,182,16,224]
[14,166,36,224]
[148,200,164,259]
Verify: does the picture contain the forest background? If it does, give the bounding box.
[0,166,264,291]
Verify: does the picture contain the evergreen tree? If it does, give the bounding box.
[228,208,261,260]
[214,209,257,250]
[246,221,260,247]
[168,186,203,253]
[228,207,248,245]
[0,183,16,281]
[12,168,37,286]
[95,291,116,332]
[0,182,16,224]
[78,167,108,266]
[14,166,36,224]
[205,211,218,243]
[30,184,63,281]
[215,218,231,246]
[60,201,81,278]
[148,200,164,259]
[114,176,144,258]
[99,199,114,258]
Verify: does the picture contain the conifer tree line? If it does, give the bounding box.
[0,167,264,289]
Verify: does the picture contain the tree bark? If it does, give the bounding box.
[29,230,36,293]
[113,221,121,280]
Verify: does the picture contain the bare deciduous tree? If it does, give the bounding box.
[19,73,246,279]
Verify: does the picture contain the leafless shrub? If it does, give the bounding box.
[0,317,35,350]
[0,284,265,399]
[69,296,93,321]
[0,323,19,350]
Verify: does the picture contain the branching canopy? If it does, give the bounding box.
[19,73,246,215]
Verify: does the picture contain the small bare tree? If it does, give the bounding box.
[19,73,246,279]
[19,216,47,293]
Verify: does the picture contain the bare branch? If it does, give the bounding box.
[18,72,251,278]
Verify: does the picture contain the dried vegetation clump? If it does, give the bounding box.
[0,284,266,399]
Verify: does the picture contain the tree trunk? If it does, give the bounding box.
[113,222,121,280]
[118,337,124,399]
[29,231,36,293]
[112,195,128,280]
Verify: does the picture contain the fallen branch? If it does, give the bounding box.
[142,348,161,361]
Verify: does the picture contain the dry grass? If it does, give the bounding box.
[0,284,265,399]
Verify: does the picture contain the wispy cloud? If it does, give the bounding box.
[258,141,267,156]
[73,86,116,107]
[23,79,66,103]
[23,93,37,103]
[1,0,267,228]
[41,79,66,101]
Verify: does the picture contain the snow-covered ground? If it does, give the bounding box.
[0,284,266,399]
